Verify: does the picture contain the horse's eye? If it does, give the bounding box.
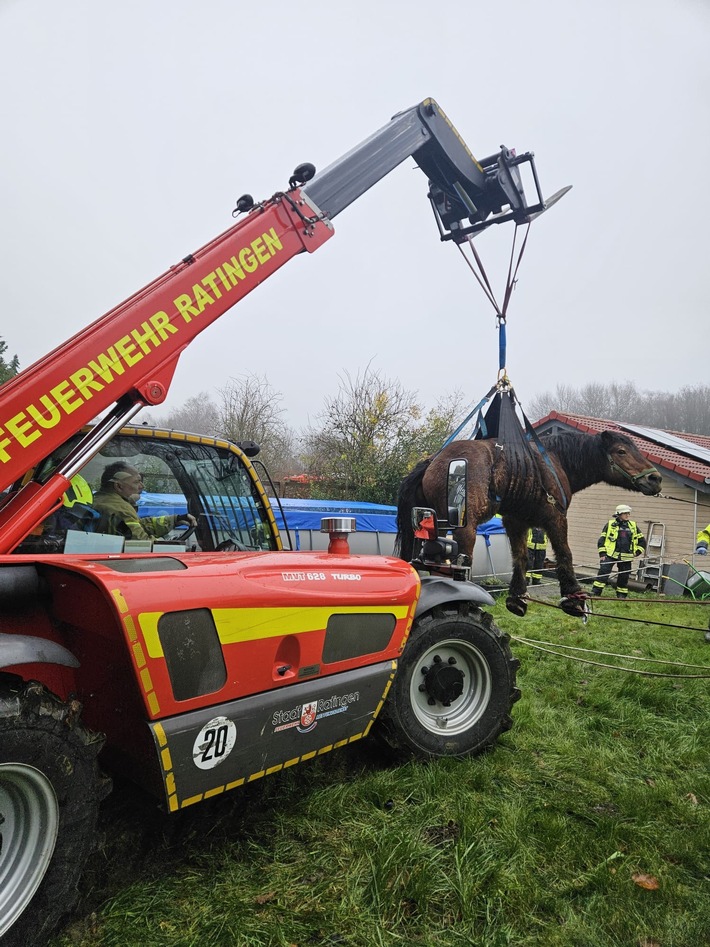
[617,449,626,455]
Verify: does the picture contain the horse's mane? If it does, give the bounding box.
[538,430,602,467]
[537,429,627,492]
[540,429,635,463]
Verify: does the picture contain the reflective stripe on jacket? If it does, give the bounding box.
[598,518,646,560]
[527,527,547,551]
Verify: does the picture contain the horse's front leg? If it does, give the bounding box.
[453,523,477,563]
[502,517,530,617]
[547,515,586,616]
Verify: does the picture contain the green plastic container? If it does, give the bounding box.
[687,570,710,599]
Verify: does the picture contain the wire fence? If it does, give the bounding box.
[508,570,710,679]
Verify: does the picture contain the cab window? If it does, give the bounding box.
[13,433,279,555]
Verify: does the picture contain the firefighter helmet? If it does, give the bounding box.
[615,504,632,515]
[62,473,93,508]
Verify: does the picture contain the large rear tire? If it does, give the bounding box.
[0,679,109,947]
[378,604,520,758]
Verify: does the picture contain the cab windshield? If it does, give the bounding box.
[15,432,279,555]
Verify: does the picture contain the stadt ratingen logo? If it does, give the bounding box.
[299,702,318,732]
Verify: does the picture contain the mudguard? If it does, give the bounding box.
[415,575,495,616]
[0,632,79,669]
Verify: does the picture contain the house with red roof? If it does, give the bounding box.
[533,412,710,590]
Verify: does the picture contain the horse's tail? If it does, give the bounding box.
[394,457,432,562]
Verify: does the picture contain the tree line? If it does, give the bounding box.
[526,381,710,437]
[144,366,467,506]
[148,373,710,507]
[2,335,706,506]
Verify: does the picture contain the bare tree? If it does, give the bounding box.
[525,383,579,421]
[527,380,710,435]
[216,374,297,480]
[670,385,710,434]
[152,393,220,435]
[302,366,469,505]
[607,382,641,421]
[417,389,472,457]
[574,382,611,418]
[302,365,417,503]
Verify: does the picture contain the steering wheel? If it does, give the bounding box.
[215,537,250,552]
[163,521,198,543]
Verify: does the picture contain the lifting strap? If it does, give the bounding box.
[487,389,569,511]
[436,382,498,455]
[437,221,568,506]
[475,387,527,447]
[456,222,531,377]
[521,410,568,510]
[441,386,569,511]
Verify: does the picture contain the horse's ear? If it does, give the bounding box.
[600,431,614,448]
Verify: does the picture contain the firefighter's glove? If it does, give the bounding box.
[696,544,708,556]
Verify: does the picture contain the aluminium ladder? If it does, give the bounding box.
[638,522,666,590]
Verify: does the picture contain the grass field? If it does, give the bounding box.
[50,591,710,947]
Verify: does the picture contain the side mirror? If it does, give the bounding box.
[447,459,467,528]
[235,440,261,458]
[412,507,438,540]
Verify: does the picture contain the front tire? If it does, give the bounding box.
[0,679,109,946]
[378,604,520,758]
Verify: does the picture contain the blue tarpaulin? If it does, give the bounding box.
[137,493,397,532]
[270,498,397,533]
[138,493,505,537]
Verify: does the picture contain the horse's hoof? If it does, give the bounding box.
[559,595,587,617]
[506,596,528,617]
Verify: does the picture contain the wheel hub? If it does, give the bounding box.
[420,656,464,706]
[0,763,59,938]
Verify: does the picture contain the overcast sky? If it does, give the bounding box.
[2,0,708,433]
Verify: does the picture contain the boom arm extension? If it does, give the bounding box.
[0,97,555,551]
[303,98,548,238]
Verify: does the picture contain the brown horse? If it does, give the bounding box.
[396,430,662,616]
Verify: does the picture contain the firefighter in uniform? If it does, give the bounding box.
[695,524,710,556]
[93,461,196,541]
[526,527,548,586]
[592,504,646,599]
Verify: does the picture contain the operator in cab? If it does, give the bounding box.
[93,461,196,541]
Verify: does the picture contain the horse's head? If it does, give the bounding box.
[601,431,662,495]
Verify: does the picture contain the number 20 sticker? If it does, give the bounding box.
[193,716,237,770]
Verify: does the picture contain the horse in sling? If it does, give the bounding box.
[396,426,662,617]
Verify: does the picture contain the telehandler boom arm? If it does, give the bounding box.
[0,98,551,552]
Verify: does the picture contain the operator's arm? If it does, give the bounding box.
[696,524,710,555]
[94,491,191,540]
[139,512,196,539]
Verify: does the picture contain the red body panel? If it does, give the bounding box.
[3,551,419,721]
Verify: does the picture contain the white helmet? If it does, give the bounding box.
[615,504,632,515]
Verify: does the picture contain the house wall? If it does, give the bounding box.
[565,475,710,576]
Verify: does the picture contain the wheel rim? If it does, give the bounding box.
[409,637,492,736]
[0,763,60,937]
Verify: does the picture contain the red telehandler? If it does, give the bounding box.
[0,99,557,945]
